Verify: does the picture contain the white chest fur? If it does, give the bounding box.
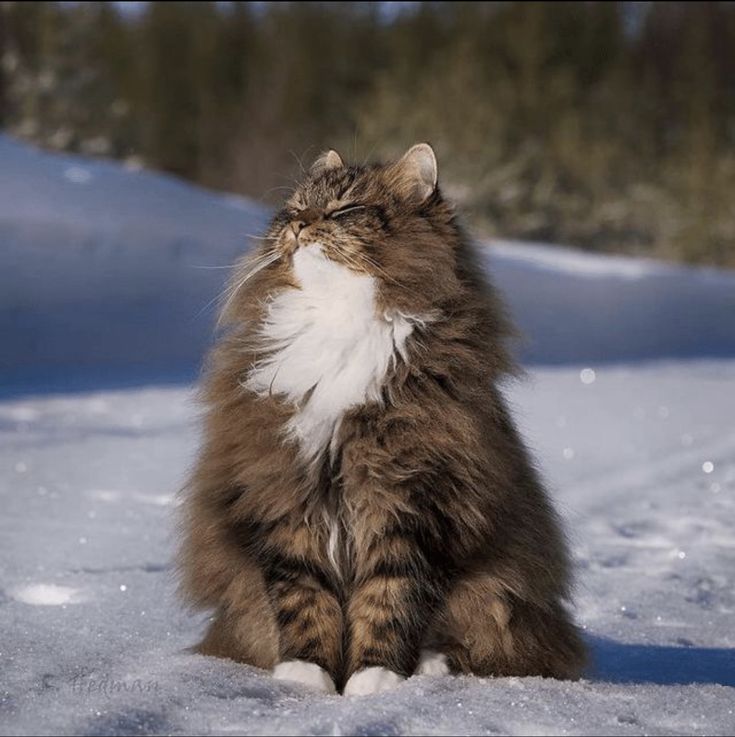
[245,245,417,460]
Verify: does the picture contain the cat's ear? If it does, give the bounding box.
[388,143,438,203]
[310,149,344,175]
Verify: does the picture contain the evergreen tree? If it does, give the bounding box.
[1,1,734,266]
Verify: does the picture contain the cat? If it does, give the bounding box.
[178,143,587,695]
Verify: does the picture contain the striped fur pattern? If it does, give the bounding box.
[178,144,587,693]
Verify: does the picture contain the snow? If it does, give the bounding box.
[10,584,81,607]
[1,135,734,735]
[2,133,735,395]
[0,134,268,394]
[1,364,734,735]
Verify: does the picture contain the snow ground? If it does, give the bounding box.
[1,135,734,735]
[1,362,734,736]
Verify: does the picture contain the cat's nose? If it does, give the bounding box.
[290,220,306,238]
[289,208,322,240]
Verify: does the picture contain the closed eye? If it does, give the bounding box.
[329,205,366,219]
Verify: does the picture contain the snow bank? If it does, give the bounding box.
[2,134,735,393]
[0,135,267,393]
[1,362,733,735]
[489,240,735,364]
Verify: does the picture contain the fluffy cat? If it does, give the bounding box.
[179,144,586,695]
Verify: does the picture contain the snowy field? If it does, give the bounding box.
[1,136,734,735]
[1,364,734,736]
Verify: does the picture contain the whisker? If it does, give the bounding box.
[289,148,314,176]
[337,251,363,274]
[361,138,380,168]
[244,233,277,241]
[194,249,279,321]
[188,264,241,270]
[355,251,400,285]
[337,249,399,287]
[276,172,304,191]
[334,248,364,270]
[215,250,282,327]
[195,288,232,321]
[301,145,317,168]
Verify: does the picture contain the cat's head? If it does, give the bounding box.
[262,143,463,311]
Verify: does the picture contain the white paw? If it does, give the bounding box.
[414,649,450,677]
[343,667,405,696]
[272,660,336,694]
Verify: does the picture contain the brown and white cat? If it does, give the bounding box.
[178,144,586,695]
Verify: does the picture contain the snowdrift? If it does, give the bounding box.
[2,134,734,393]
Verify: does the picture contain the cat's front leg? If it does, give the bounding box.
[247,517,343,694]
[343,512,446,696]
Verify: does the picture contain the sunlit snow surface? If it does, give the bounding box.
[1,132,734,734]
[1,364,734,736]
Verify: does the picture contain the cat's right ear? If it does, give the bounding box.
[310,149,344,175]
[387,143,438,204]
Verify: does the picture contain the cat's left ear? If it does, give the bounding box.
[310,149,344,175]
[389,143,438,203]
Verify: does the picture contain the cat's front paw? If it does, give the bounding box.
[272,660,336,694]
[414,649,450,677]
[343,667,405,696]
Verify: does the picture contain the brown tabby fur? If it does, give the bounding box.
[178,145,587,691]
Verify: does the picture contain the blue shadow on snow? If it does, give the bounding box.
[588,636,735,687]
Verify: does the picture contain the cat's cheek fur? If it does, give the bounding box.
[343,667,406,696]
[272,660,336,694]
